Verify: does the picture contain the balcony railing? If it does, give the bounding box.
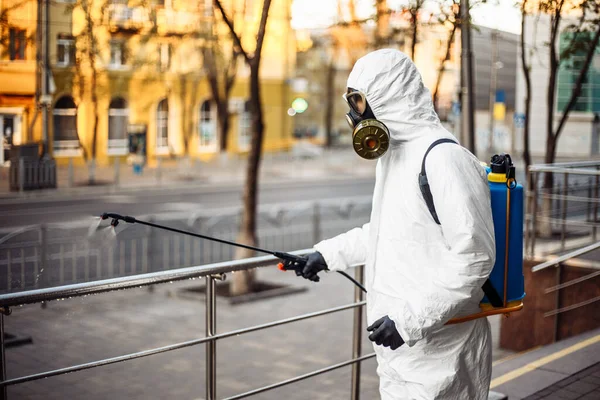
[0,252,371,400]
[108,4,151,33]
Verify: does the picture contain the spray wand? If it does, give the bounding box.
[101,213,366,293]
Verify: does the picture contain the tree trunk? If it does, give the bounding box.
[433,23,457,113]
[90,68,98,184]
[411,12,418,61]
[180,74,189,155]
[539,15,560,238]
[231,61,263,296]
[217,99,230,152]
[520,2,532,183]
[324,59,335,147]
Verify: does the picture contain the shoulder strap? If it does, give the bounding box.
[418,138,504,308]
[418,139,458,225]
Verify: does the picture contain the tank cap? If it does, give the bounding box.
[491,154,517,188]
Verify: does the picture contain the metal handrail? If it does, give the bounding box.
[528,160,600,170]
[0,252,305,307]
[532,242,600,272]
[0,250,370,400]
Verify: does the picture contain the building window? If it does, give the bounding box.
[108,97,129,155]
[238,100,251,151]
[53,96,80,154]
[8,28,26,60]
[109,41,127,68]
[156,99,169,151]
[158,43,171,71]
[203,0,213,17]
[57,36,76,66]
[557,33,600,113]
[198,100,217,151]
[0,113,22,165]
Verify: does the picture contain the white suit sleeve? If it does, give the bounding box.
[313,223,370,271]
[390,148,495,346]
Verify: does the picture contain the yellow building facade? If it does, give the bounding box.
[0,0,295,166]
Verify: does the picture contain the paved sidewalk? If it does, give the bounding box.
[491,328,600,400]
[524,362,600,400]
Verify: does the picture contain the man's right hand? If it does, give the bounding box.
[301,251,328,282]
[281,252,328,282]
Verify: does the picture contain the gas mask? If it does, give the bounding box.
[343,88,390,160]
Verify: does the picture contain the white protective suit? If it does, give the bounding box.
[314,49,496,399]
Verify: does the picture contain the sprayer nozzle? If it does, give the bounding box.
[101,213,109,220]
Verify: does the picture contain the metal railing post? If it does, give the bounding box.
[561,173,569,251]
[40,224,48,288]
[594,166,599,240]
[553,265,561,342]
[350,265,365,400]
[0,312,7,400]
[525,169,532,257]
[530,171,539,257]
[205,275,217,400]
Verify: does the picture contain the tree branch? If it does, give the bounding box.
[553,24,600,140]
[253,0,273,64]
[213,0,250,63]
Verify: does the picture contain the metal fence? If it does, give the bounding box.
[526,161,600,336]
[0,252,372,400]
[525,161,600,258]
[0,197,371,294]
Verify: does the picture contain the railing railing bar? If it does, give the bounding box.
[0,300,365,387]
[532,242,600,272]
[531,217,600,229]
[543,296,600,317]
[529,161,600,169]
[222,353,377,400]
[536,193,600,204]
[528,167,600,175]
[545,270,600,293]
[0,252,312,307]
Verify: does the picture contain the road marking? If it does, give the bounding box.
[490,334,600,388]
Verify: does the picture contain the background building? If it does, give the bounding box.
[0,0,296,166]
[515,13,600,158]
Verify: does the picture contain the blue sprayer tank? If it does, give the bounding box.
[481,154,525,308]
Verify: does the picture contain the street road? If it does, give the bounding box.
[0,178,376,228]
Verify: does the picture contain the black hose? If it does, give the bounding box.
[101,213,368,293]
[336,270,367,293]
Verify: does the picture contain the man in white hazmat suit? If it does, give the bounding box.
[299,49,496,399]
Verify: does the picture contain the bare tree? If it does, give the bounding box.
[202,7,238,154]
[408,0,427,60]
[432,0,460,112]
[69,0,113,183]
[520,0,533,173]
[541,0,600,191]
[214,0,273,295]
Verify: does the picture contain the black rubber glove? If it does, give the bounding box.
[282,251,328,282]
[367,316,405,350]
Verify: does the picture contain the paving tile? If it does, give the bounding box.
[561,380,598,395]
[549,388,581,399]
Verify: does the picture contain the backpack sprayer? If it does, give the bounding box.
[100,213,367,293]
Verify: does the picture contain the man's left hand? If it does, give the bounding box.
[367,315,405,350]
